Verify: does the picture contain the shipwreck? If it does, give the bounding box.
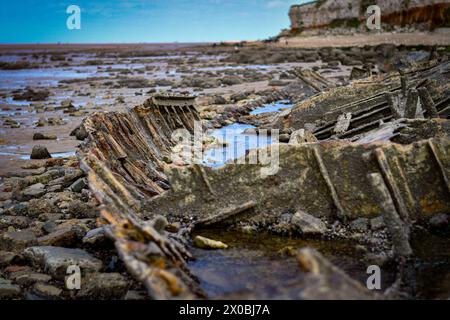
[77,60,450,299]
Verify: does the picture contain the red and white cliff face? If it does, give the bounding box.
[288,0,450,31]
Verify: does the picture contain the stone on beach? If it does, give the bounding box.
[194,235,228,249]
[30,145,52,159]
[23,246,103,276]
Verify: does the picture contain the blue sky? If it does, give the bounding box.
[0,0,307,43]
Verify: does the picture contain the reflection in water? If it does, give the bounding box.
[188,228,366,298]
[202,101,293,167]
[0,66,109,89]
[250,100,293,115]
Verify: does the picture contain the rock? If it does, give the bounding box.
[28,199,59,216]
[268,80,289,87]
[82,227,107,245]
[37,227,79,247]
[0,192,12,202]
[12,88,49,101]
[30,145,52,159]
[13,272,52,287]
[364,252,389,266]
[278,246,297,256]
[3,202,28,216]
[350,218,369,232]
[54,219,93,236]
[429,214,448,230]
[38,213,64,222]
[0,215,30,229]
[193,235,228,249]
[24,170,61,186]
[291,211,327,235]
[280,128,294,135]
[165,222,181,233]
[65,200,97,219]
[69,178,88,193]
[63,169,84,186]
[0,230,37,251]
[70,125,88,141]
[41,221,58,234]
[61,99,74,109]
[209,95,227,105]
[289,129,318,144]
[230,92,250,102]
[0,251,17,267]
[77,273,128,299]
[124,290,146,300]
[33,133,57,140]
[33,283,62,299]
[21,183,46,200]
[370,217,385,231]
[3,265,30,274]
[350,67,369,80]
[45,158,64,168]
[0,278,21,299]
[279,133,291,143]
[23,246,103,276]
[47,184,63,193]
[153,215,168,234]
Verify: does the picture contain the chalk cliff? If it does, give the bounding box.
[288,0,450,33]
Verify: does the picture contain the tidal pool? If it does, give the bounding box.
[189,228,450,299]
[202,101,293,167]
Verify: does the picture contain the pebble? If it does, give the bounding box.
[69,178,88,193]
[291,211,327,235]
[0,215,30,229]
[37,227,79,247]
[370,217,385,231]
[0,251,17,267]
[13,272,52,287]
[82,227,107,245]
[0,278,21,299]
[33,283,62,299]
[77,273,128,299]
[30,145,52,160]
[429,214,448,230]
[33,133,57,140]
[21,183,46,200]
[23,246,103,276]
[0,230,37,251]
[350,218,369,232]
[193,235,228,249]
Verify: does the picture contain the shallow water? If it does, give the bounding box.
[0,97,31,107]
[249,100,293,115]
[189,228,450,299]
[196,64,270,72]
[202,101,293,167]
[189,229,369,298]
[201,123,268,167]
[0,66,109,89]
